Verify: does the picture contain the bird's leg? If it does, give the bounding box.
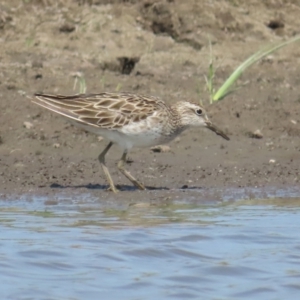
[98,142,118,193]
[117,151,145,190]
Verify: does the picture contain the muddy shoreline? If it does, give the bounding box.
[0,0,299,200]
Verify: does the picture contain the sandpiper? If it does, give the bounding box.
[33,92,229,192]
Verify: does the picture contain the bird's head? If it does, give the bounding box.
[175,101,229,140]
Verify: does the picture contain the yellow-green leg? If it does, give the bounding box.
[98,142,118,193]
[117,151,145,190]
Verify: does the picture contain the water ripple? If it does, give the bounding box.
[0,193,300,299]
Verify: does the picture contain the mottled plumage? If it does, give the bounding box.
[33,92,229,192]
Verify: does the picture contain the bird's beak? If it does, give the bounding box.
[205,120,230,141]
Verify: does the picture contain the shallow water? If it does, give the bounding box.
[1,191,300,299]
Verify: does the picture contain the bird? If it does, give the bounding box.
[32,92,229,193]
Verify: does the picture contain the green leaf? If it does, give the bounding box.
[212,35,300,102]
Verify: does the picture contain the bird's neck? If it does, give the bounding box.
[169,102,188,131]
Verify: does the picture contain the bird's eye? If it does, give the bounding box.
[196,109,202,115]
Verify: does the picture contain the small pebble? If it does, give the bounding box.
[53,143,60,148]
[263,55,274,63]
[23,121,34,129]
[150,145,171,153]
[248,129,263,139]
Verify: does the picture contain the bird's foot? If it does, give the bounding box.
[106,185,119,193]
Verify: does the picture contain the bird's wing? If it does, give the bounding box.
[33,93,164,129]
